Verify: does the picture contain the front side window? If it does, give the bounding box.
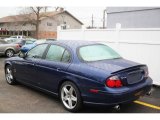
[27,44,48,59]
[45,45,70,63]
[79,44,121,62]
[0,40,7,44]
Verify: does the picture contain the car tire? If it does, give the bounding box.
[5,49,15,57]
[60,81,82,112]
[5,65,17,85]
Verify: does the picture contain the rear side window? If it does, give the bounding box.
[61,50,70,62]
[27,44,48,59]
[45,45,70,63]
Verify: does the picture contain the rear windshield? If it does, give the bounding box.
[79,44,121,62]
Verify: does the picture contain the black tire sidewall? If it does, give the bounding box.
[60,81,82,112]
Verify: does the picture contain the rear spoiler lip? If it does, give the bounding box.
[111,64,147,74]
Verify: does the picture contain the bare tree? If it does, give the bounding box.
[20,7,50,39]
[19,6,65,39]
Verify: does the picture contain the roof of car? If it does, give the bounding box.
[47,40,101,48]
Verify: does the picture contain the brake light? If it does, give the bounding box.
[16,44,20,48]
[106,76,123,88]
[144,67,149,77]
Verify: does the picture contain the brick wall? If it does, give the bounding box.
[37,31,57,39]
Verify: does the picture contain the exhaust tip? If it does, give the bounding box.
[146,91,152,96]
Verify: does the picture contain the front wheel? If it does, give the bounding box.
[60,81,82,112]
[5,65,17,85]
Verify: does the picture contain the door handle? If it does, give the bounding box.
[25,63,35,66]
[56,68,61,71]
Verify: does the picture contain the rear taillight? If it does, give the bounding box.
[144,67,149,78]
[105,76,123,88]
[16,44,20,48]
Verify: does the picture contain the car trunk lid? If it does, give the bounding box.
[86,58,147,85]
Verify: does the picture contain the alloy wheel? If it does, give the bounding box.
[6,50,14,57]
[61,85,78,109]
[5,67,13,84]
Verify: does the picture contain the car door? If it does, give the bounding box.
[14,43,48,86]
[35,44,72,93]
[0,41,6,54]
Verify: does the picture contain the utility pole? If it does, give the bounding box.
[91,14,94,28]
[103,9,106,29]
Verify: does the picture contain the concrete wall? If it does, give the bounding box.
[57,27,160,85]
[107,7,160,28]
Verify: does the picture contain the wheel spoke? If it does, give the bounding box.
[69,86,73,94]
[6,75,9,80]
[6,74,11,83]
[63,87,69,94]
[71,95,77,102]
[9,74,13,79]
[68,99,73,108]
[7,69,10,73]
[63,95,68,101]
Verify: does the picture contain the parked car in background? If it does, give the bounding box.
[39,38,56,42]
[4,36,27,42]
[0,39,20,57]
[20,39,46,53]
[4,40,152,112]
[8,35,26,39]
[4,38,19,43]
[18,38,37,47]
[46,38,56,41]
[6,38,36,47]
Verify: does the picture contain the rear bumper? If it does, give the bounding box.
[20,48,29,53]
[82,77,152,106]
[14,49,20,54]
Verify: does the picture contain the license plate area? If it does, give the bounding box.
[127,70,144,84]
[134,90,144,97]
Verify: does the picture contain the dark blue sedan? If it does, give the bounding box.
[4,40,152,112]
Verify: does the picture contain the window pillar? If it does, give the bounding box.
[26,31,28,36]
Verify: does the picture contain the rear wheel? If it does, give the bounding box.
[5,65,16,85]
[60,81,82,112]
[5,49,14,57]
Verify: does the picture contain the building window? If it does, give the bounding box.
[47,22,52,26]
[22,23,26,26]
[0,23,3,27]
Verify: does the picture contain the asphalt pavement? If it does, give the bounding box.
[0,57,159,113]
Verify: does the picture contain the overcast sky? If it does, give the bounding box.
[0,7,106,27]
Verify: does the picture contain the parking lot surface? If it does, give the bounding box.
[0,57,160,113]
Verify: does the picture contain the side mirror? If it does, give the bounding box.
[18,52,26,58]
